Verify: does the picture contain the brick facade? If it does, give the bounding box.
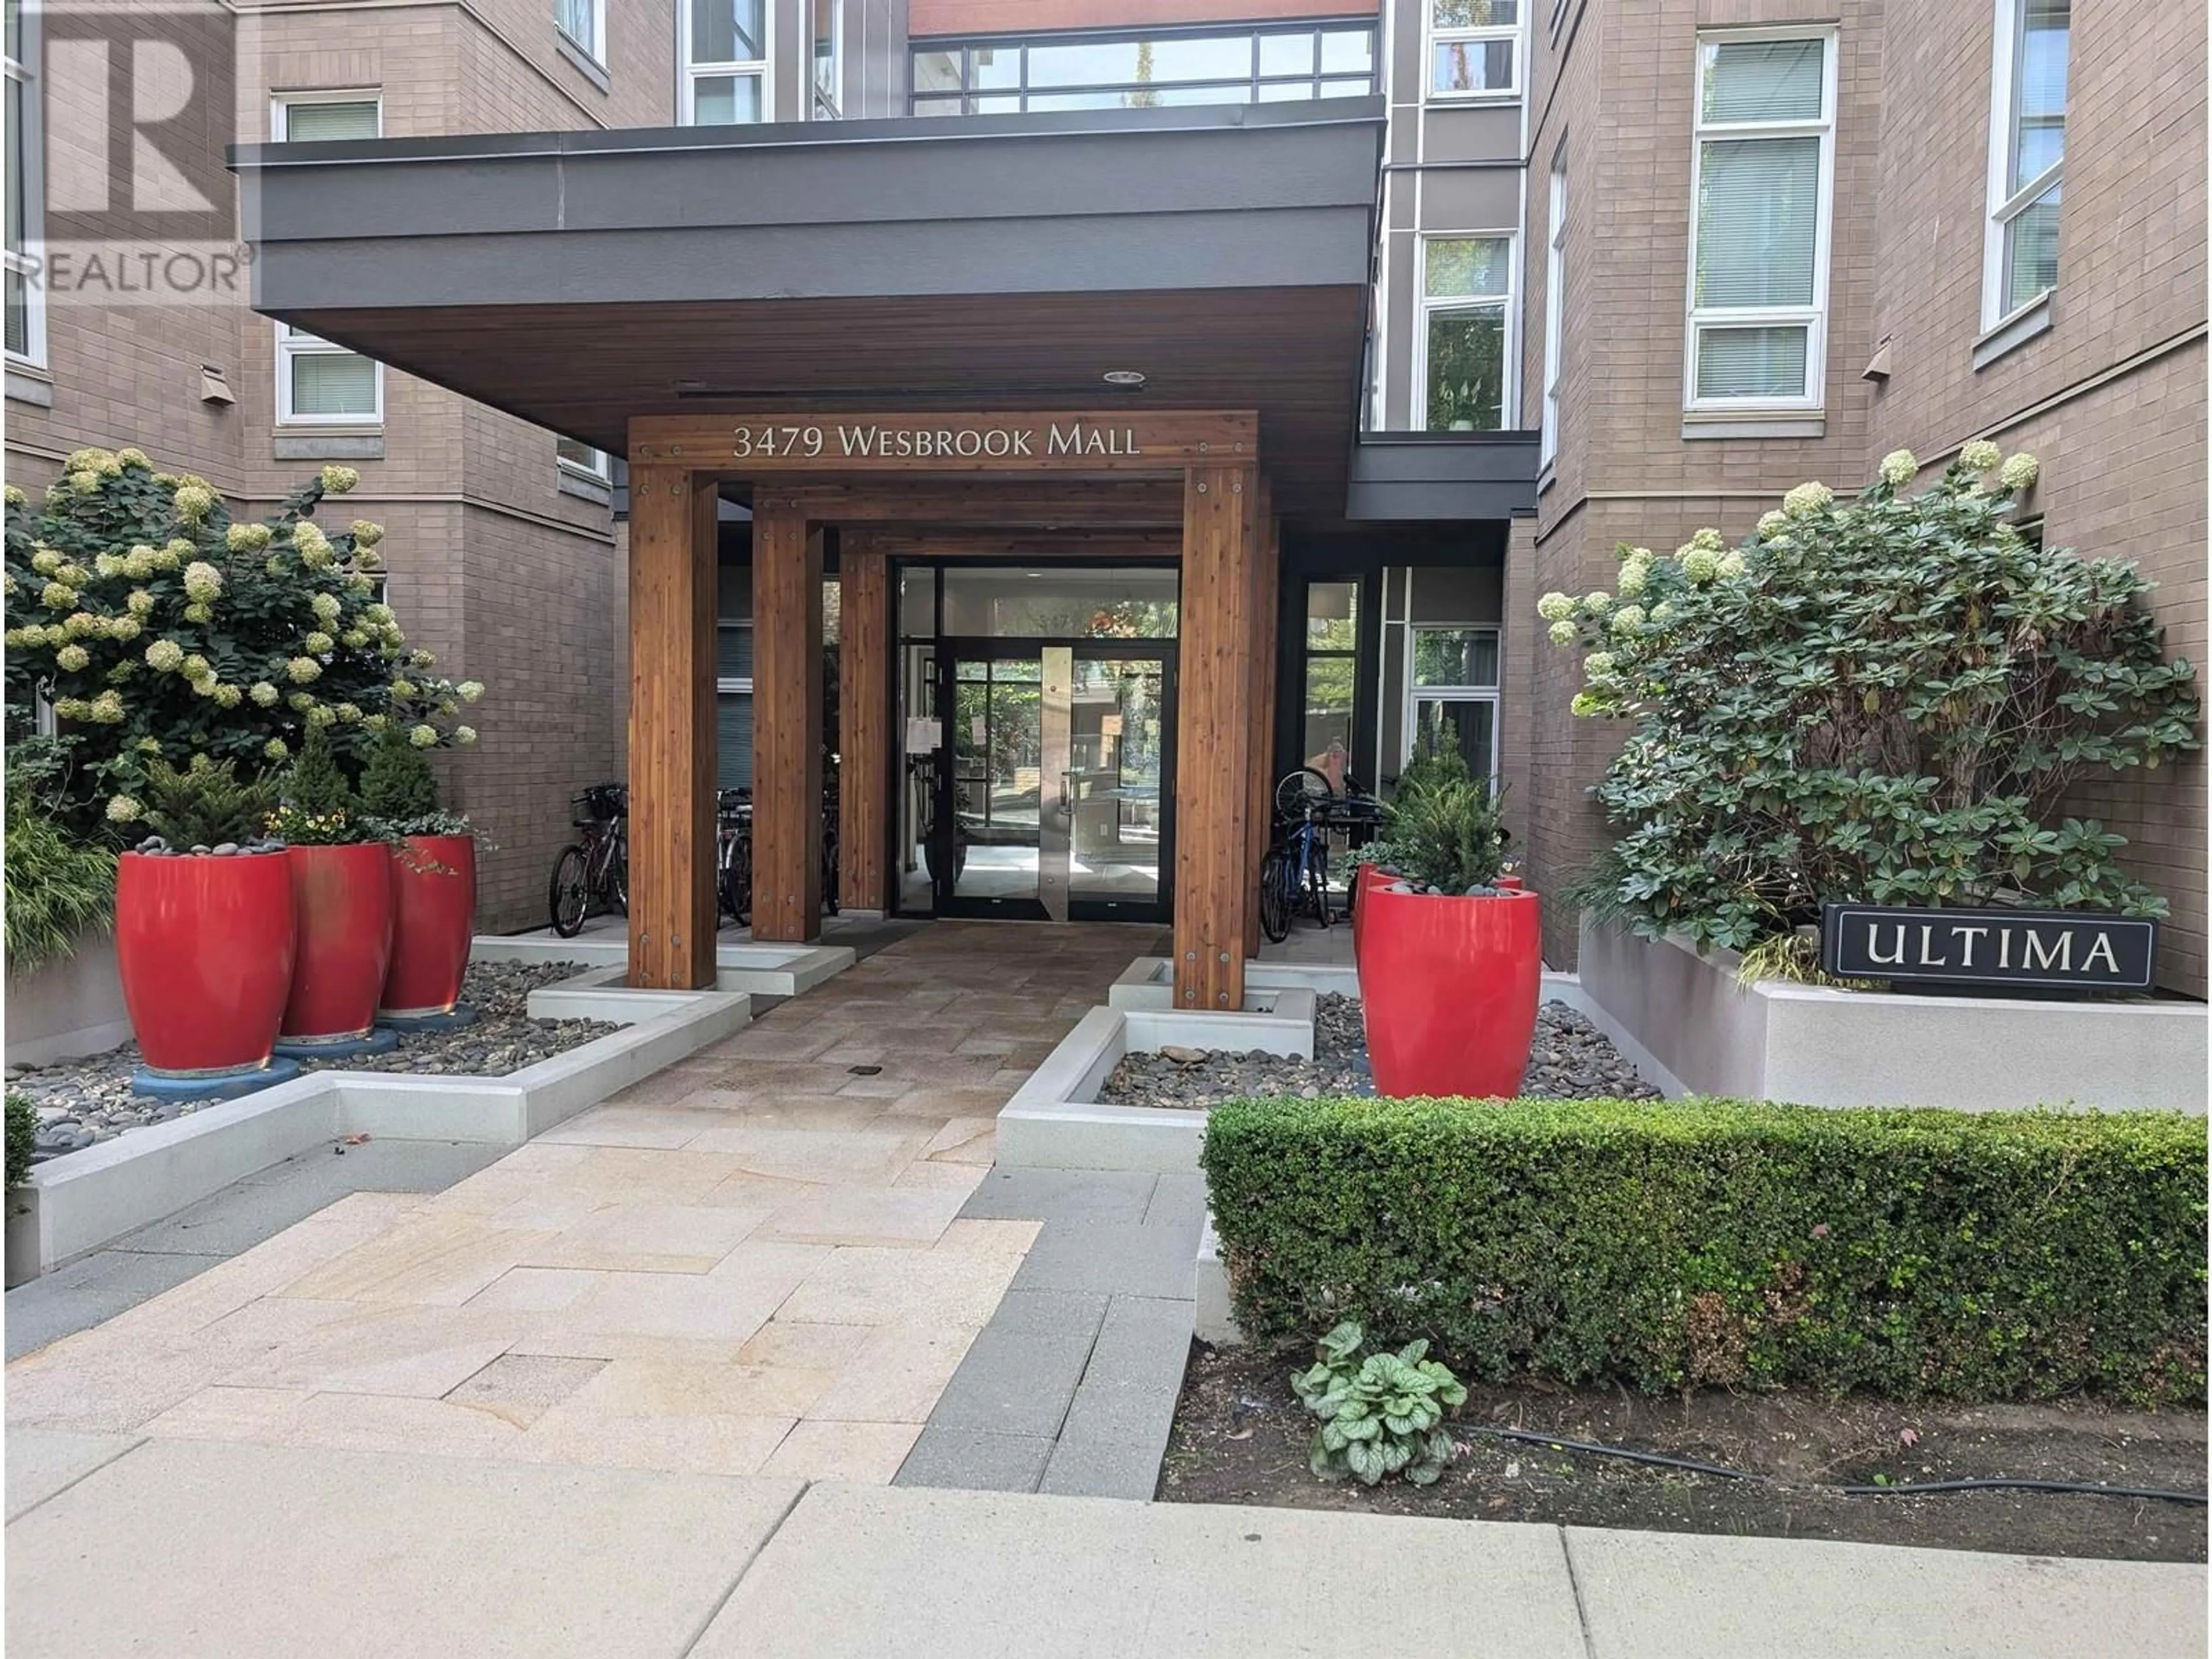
[1518,0,2209,991]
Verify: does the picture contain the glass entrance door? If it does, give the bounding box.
[935,640,1175,922]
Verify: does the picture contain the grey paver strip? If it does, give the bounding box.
[926,1290,1109,1438]
[1142,1170,1210,1229]
[896,1424,1058,1493]
[1009,1215,1202,1300]
[958,1166,1158,1224]
[1038,1293,1195,1500]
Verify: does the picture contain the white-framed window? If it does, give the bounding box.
[1406,624,1501,785]
[556,0,606,65]
[1684,30,1835,411]
[1540,143,1567,465]
[270,91,381,143]
[1982,0,2068,329]
[5,0,45,368]
[1428,0,1520,100]
[1418,234,1514,433]
[811,0,839,117]
[276,323,382,426]
[557,437,612,480]
[683,0,768,124]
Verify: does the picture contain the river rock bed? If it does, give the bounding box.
[8,960,618,1165]
[1098,994,1657,1108]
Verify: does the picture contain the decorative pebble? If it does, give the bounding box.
[1097,994,1659,1109]
[12,960,617,1168]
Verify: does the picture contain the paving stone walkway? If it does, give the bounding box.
[4,922,1165,1485]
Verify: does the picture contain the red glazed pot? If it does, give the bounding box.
[1360,883,1542,1099]
[115,850,296,1075]
[1350,862,1394,968]
[279,843,396,1042]
[380,834,476,1018]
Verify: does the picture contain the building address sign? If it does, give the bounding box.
[732,421,1145,461]
[626,411,1256,474]
[1820,902,2158,993]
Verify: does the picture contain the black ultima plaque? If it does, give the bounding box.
[1820,903,2158,993]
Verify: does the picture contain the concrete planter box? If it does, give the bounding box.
[5,932,133,1067]
[1577,919,2208,1113]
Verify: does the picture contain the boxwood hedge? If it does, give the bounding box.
[1201,1096,2206,1406]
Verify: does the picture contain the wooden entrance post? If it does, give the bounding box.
[1244,484,1278,959]
[625,464,719,989]
[1175,464,1257,1009]
[751,495,824,942]
[838,543,890,912]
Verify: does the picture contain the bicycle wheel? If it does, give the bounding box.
[547,845,589,938]
[721,835,752,926]
[1306,840,1334,930]
[1259,846,1293,944]
[1274,767,1336,821]
[821,832,839,917]
[607,828,628,916]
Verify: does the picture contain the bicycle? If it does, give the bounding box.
[546,783,628,938]
[716,788,752,926]
[1258,768,1381,944]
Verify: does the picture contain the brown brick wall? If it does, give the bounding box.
[1517,0,2209,992]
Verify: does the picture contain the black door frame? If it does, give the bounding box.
[930,634,1178,925]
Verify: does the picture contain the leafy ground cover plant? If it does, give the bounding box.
[6,1094,33,1190]
[1291,1321,1467,1486]
[1540,446,2200,955]
[3,743,115,975]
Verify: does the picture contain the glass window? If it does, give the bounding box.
[1429,0,1518,99]
[1306,581,1357,651]
[277,324,381,424]
[556,437,611,480]
[938,566,1179,639]
[1412,627,1499,688]
[1408,624,1499,783]
[908,22,1377,113]
[4,0,40,366]
[1259,33,1312,75]
[812,0,839,115]
[1540,144,1567,465]
[1984,0,2069,325]
[1304,656,1355,765]
[1420,236,1513,432]
[1687,32,1832,410]
[556,0,603,62]
[274,97,380,142]
[685,0,767,124]
[1411,698,1495,782]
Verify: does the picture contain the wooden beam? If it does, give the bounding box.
[838,547,890,913]
[1245,483,1279,959]
[626,463,718,990]
[752,503,824,942]
[763,478,1187,528]
[1172,463,1256,1010]
[839,529,1182,560]
[631,411,1257,475]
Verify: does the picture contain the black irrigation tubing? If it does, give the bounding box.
[1459,1425,2210,1506]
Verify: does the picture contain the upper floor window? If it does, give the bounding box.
[5,0,44,368]
[684,0,766,123]
[557,438,612,480]
[1983,0,2068,328]
[271,92,381,143]
[1408,625,1500,785]
[1419,235,1514,432]
[277,323,382,426]
[1540,145,1566,465]
[812,0,839,116]
[556,0,605,66]
[910,21,1376,115]
[1429,1,1519,100]
[1685,32,1834,411]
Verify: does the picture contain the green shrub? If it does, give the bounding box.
[6,1094,35,1189]
[1202,1094,2207,1406]
[3,753,116,976]
[139,755,278,849]
[1292,1321,1467,1486]
[357,717,445,830]
[268,726,366,846]
[1376,777,1509,893]
[1539,447,2200,954]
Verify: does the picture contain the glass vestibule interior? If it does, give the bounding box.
[896,564,1178,923]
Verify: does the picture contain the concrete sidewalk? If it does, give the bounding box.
[6,1437,2201,1658]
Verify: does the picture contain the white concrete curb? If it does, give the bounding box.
[22,971,751,1275]
[474,932,855,997]
[1108,956,1361,1007]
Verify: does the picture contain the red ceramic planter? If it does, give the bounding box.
[1350,862,1393,968]
[279,843,396,1042]
[1360,884,1543,1099]
[115,850,296,1075]
[380,835,477,1018]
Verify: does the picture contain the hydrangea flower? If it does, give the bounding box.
[183,567,224,611]
[2000,452,2039,491]
[118,448,150,469]
[249,681,281,707]
[293,522,334,567]
[389,678,418,700]
[303,631,335,654]
[105,795,142,824]
[454,726,478,745]
[1547,619,1577,646]
[1716,550,1747,580]
[1536,591,1574,622]
[336,703,362,723]
[173,483,216,521]
[1756,510,1788,535]
[68,469,101,494]
[362,603,395,626]
[1960,439,2001,472]
[88,691,124,723]
[1584,651,1616,678]
[1610,604,1647,635]
[457,680,485,703]
[1878,449,1917,486]
[50,698,89,719]
[287,656,323,683]
[1650,600,1676,626]
[1584,590,1612,612]
[350,520,384,547]
[320,465,361,494]
[153,540,188,571]
[408,649,435,668]
[265,738,290,762]
[1782,481,1834,517]
[1616,557,1652,599]
[61,611,97,637]
[1688,528,1725,552]
[340,628,368,649]
[181,603,213,624]
[29,547,62,575]
[226,522,273,552]
[289,691,317,712]
[94,551,123,577]
[66,447,115,473]
[3,483,24,506]
[310,592,342,623]
[346,573,375,594]
[41,581,77,608]
[123,545,156,579]
[408,724,439,748]
[362,713,389,731]
[135,736,162,754]
[1569,691,1601,717]
[306,703,338,728]
[1680,548,1720,584]
[105,616,142,641]
[55,643,90,671]
[145,639,185,672]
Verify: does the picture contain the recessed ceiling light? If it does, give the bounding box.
[1101,369,1146,388]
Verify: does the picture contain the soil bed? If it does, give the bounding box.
[1100,994,1656,1108]
[1162,1341,2207,1563]
[9,960,618,1164]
